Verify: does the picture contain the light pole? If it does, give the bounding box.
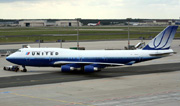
[76,18,81,49]
[127,18,132,49]
[60,40,62,48]
[57,39,62,48]
[59,30,62,48]
[39,37,40,48]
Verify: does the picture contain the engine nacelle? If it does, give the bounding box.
[61,65,71,72]
[61,64,82,72]
[84,64,103,72]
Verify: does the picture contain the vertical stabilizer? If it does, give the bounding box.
[143,26,178,50]
[96,21,101,25]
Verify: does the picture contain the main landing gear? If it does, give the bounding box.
[22,66,27,72]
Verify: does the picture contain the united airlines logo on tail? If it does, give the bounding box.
[152,26,174,49]
[26,52,30,55]
[143,26,178,50]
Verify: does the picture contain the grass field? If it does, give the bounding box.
[0,26,179,43]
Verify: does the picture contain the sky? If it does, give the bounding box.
[0,0,180,19]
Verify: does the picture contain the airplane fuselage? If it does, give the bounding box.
[6,48,172,67]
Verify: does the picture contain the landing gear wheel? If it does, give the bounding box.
[96,70,102,72]
[22,66,27,72]
[22,69,27,72]
[15,68,19,72]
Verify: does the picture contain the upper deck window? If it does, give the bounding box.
[16,50,21,52]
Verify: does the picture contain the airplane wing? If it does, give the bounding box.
[53,61,125,66]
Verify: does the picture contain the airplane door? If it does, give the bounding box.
[49,52,54,61]
[26,58,30,62]
[79,54,83,62]
[25,56,30,66]
[103,52,108,62]
[25,53,30,62]
[139,56,142,61]
[49,56,53,61]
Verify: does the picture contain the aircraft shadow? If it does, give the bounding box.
[0,63,180,88]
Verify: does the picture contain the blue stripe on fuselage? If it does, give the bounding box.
[6,57,159,67]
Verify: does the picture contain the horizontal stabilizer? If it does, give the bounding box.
[149,52,176,56]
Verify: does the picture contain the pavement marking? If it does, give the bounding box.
[10,93,95,106]
[1,91,11,94]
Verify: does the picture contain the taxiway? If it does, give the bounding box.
[0,40,180,106]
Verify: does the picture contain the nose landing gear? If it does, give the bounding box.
[22,66,27,72]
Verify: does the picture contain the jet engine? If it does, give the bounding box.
[61,64,82,72]
[84,64,105,72]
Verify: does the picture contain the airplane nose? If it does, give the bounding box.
[6,56,10,61]
[6,55,16,64]
[6,55,13,62]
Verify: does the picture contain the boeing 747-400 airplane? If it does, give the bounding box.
[6,26,178,72]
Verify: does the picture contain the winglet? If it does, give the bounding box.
[143,26,178,50]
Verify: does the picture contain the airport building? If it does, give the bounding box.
[19,20,46,27]
[153,20,175,25]
[1,19,179,27]
[0,22,18,27]
[55,20,82,27]
[0,19,19,27]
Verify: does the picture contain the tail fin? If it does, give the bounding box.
[97,21,100,25]
[143,26,178,50]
